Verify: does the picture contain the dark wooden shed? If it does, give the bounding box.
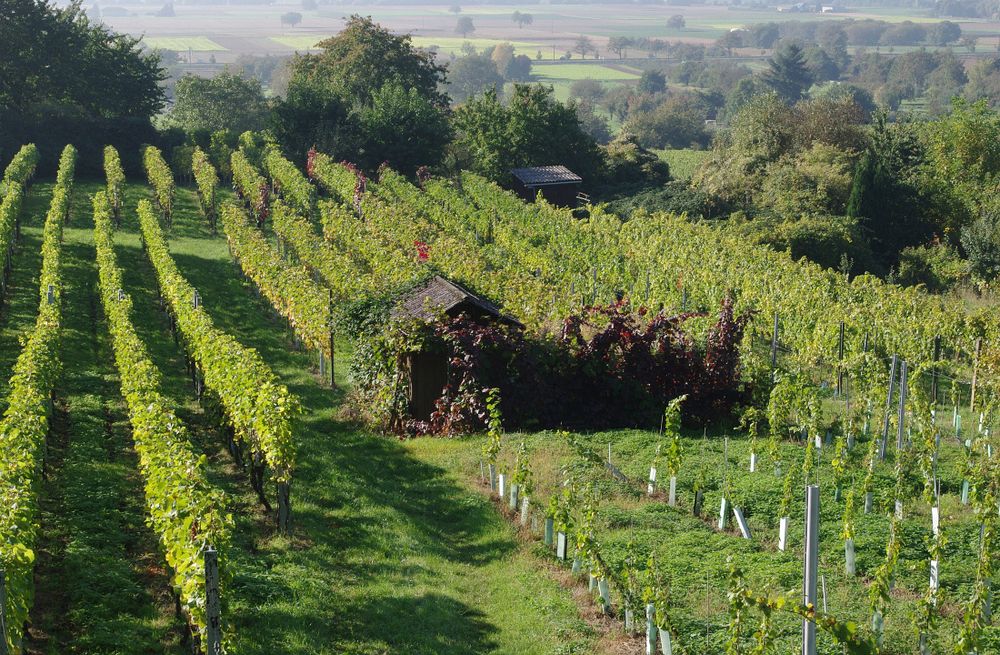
[392,276,522,422]
[510,165,583,207]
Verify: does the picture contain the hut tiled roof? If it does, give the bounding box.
[392,275,523,327]
[510,165,582,187]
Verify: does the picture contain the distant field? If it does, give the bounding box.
[656,148,712,180]
[141,36,227,51]
[269,34,331,50]
[271,34,544,55]
[532,62,642,81]
[409,36,545,55]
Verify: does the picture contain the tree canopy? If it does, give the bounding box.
[0,0,163,119]
[761,43,814,103]
[291,15,448,109]
[453,85,603,183]
[163,72,269,135]
[273,15,451,172]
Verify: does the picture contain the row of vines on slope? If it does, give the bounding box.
[143,146,174,226]
[221,201,333,361]
[93,185,231,649]
[0,145,39,301]
[0,144,74,654]
[136,199,297,532]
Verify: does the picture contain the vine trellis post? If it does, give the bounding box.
[802,485,820,655]
[836,321,845,397]
[205,548,221,655]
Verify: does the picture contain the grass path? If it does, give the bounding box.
[26,182,186,654]
[104,182,599,654]
[0,183,48,411]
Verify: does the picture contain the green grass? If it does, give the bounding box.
[532,62,642,82]
[411,417,998,654]
[655,149,712,180]
[141,36,227,52]
[98,181,600,654]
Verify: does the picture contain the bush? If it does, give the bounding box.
[896,241,967,291]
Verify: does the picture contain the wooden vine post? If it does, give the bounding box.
[802,485,820,655]
[205,548,221,655]
[836,321,845,397]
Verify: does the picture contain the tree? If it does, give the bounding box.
[804,47,840,83]
[164,72,269,134]
[491,43,515,77]
[448,54,504,104]
[667,14,686,30]
[574,36,594,59]
[569,79,606,104]
[449,4,461,13]
[0,0,164,168]
[846,111,931,265]
[453,85,603,183]
[761,42,813,103]
[637,70,667,95]
[357,83,452,174]
[572,100,613,145]
[281,12,302,28]
[810,82,876,118]
[608,37,633,59]
[624,94,709,149]
[505,55,533,82]
[456,16,475,37]
[289,16,447,108]
[927,21,962,45]
[961,215,1000,282]
[273,16,450,167]
[156,2,174,17]
[600,131,670,190]
[512,11,533,28]
[0,0,163,118]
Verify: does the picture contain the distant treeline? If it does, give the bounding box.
[719,19,964,50]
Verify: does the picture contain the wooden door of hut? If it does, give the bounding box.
[407,351,448,422]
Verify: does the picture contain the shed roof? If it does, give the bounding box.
[510,165,582,187]
[392,275,523,327]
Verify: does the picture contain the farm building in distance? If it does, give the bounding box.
[392,275,522,421]
[510,165,583,207]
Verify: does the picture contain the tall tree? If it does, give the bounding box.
[511,11,533,28]
[447,54,504,104]
[574,36,594,59]
[0,0,164,170]
[761,42,813,103]
[273,15,451,171]
[0,0,163,118]
[456,16,475,37]
[293,15,448,109]
[164,72,269,134]
[453,85,603,183]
